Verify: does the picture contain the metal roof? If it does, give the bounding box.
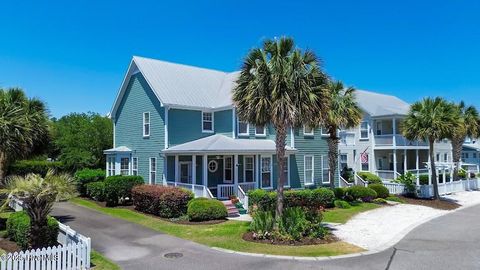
[355,90,410,117]
[162,134,296,154]
[104,146,132,154]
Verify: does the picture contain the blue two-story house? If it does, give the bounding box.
[104,56,334,199]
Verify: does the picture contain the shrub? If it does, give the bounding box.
[187,198,227,221]
[345,186,377,202]
[6,212,58,249]
[373,198,387,204]
[104,175,144,206]
[386,196,404,203]
[394,172,417,197]
[334,199,351,209]
[249,211,275,239]
[419,174,429,185]
[341,167,354,182]
[333,187,346,200]
[86,181,106,201]
[458,169,467,179]
[248,188,335,213]
[132,185,194,218]
[277,207,310,241]
[8,160,65,177]
[357,172,382,184]
[368,184,389,199]
[75,169,106,196]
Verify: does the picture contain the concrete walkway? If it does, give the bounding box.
[53,201,480,270]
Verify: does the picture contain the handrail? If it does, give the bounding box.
[339,175,352,187]
[354,173,368,187]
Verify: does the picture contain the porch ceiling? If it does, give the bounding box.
[162,134,296,154]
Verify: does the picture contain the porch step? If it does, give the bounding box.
[221,200,240,217]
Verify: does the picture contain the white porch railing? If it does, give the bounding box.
[237,186,249,213]
[165,181,213,199]
[376,170,401,181]
[217,184,236,199]
[381,181,405,195]
[374,134,428,147]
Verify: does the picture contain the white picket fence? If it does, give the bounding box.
[2,197,91,270]
[381,181,406,195]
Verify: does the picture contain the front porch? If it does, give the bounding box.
[374,149,429,181]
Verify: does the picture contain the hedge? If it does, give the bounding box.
[357,172,382,184]
[187,198,228,221]
[247,188,335,213]
[8,160,65,177]
[6,212,58,249]
[75,169,106,196]
[132,185,194,218]
[345,186,377,202]
[419,174,429,185]
[104,175,144,206]
[368,184,389,199]
[334,187,346,199]
[86,181,106,201]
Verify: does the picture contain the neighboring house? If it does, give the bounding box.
[338,90,452,181]
[462,138,480,167]
[104,56,333,199]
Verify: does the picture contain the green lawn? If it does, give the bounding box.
[91,250,121,270]
[71,198,364,257]
[323,203,381,224]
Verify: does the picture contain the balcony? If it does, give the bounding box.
[374,134,428,148]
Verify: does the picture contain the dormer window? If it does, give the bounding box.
[202,112,214,133]
[238,120,249,136]
[255,125,266,137]
[304,126,314,136]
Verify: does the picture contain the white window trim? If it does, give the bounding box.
[243,156,255,183]
[143,112,150,137]
[202,111,214,133]
[282,155,291,188]
[304,155,314,186]
[359,121,369,140]
[120,157,130,176]
[149,157,157,184]
[321,127,329,137]
[224,156,233,183]
[321,155,330,184]
[132,157,138,176]
[208,160,218,173]
[255,125,267,137]
[261,155,273,189]
[303,125,314,136]
[238,120,250,136]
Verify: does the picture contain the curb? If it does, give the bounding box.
[210,199,480,261]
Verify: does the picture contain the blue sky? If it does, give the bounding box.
[1,0,479,118]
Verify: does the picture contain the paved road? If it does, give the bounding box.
[52,202,480,270]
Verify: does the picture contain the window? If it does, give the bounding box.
[132,157,138,176]
[304,155,314,185]
[107,156,115,176]
[376,122,382,135]
[340,154,348,170]
[224,156,233,183]
[321,127,329,136]
[208,160,218,172]
[280,156,290,187]
[244,156,254,182]
[238,120,249,136]
[179,162,192,184]
[465,153,469,159]
[255,125,266,136]
[474,153,477,159]
[120,157,130,175]
[143,112,150,137]
[444,153,448,162]
[303,125,314,136]
[321,155,330,184]
[202,112,213,132]
[436,154,440,162]
[360,122,369,139]
[149,157,156,184]
[261,156,272,188]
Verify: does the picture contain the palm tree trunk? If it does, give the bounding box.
[275,125,287,222]
[429,139,440,200]
[0,151,7,183]
[328,130,339,189]
[451,137,463,182]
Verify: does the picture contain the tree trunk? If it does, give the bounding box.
[451,137,464,182]
[328,128,339,189]
[274,124,287,223]
[25,201,52,249]
[0,151,7,184]
[429,139,440,200]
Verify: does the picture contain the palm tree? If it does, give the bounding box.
[0,88,49,180]
[449,102,479,181]
[402,97,460,199]
[233,37,329,219]
[324,81,362,189]
[1,170,77,248]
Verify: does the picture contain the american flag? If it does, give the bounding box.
[361,152,369,164]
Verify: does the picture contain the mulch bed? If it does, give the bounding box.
[242,232,338,246]
[0,239,21,253]
[399,196,461,210]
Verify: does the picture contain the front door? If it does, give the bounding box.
[179,162,192,184]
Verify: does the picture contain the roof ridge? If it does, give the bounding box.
[133,55,233,75]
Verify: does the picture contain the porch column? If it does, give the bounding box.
[234,154,239,193]
[404,149,407,174]
[392,118,397,147]
[393,149,398,178]
[256,155,260,189]
[203,154,208,186]
[192,155,196,185]
[428,154,432,185]
[416,149,420,185]
[175,155,179,182]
